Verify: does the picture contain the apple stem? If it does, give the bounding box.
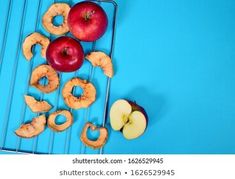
[84,10,95,21]
[62,48,68,56]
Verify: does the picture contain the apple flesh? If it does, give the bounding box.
[68,1,108,42]
[110,99,148,140]
[46,36,84,72]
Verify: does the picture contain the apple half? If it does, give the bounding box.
[110,99,148,140]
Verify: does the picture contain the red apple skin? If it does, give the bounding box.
[68,1,108,42]
[46,36,84,72]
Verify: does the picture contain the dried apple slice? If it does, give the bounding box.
[80,122,108,149]
[15,115,46,138]
[86,51,113,78]
[30,65,59,93]
[22,32,50,60]
[42,3,70,35]
[47,110,73,132]
[62,77,96,109]
[110,99,148,140]
[24,95,52,113]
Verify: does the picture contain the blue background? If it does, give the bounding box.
[0,0,235,154]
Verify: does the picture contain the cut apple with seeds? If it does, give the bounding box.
[110,99,147,140]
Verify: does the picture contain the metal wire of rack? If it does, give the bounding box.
[0,0,117,154]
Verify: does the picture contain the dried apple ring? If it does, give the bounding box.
[15,115,46,138]
[48,110,73,132]
[30,65,59,93]
[80,122,108,149]
[86,51,114,78]
[42,3,70,35]
[62,77,96,109]
[22,32,50,60]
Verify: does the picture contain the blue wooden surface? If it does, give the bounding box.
[1,0,235,154]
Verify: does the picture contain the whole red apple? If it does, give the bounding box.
[68,1,108,42]
[46,36,84,72]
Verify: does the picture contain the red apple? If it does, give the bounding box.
[68,1,108,42]
[46,36,84,72]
